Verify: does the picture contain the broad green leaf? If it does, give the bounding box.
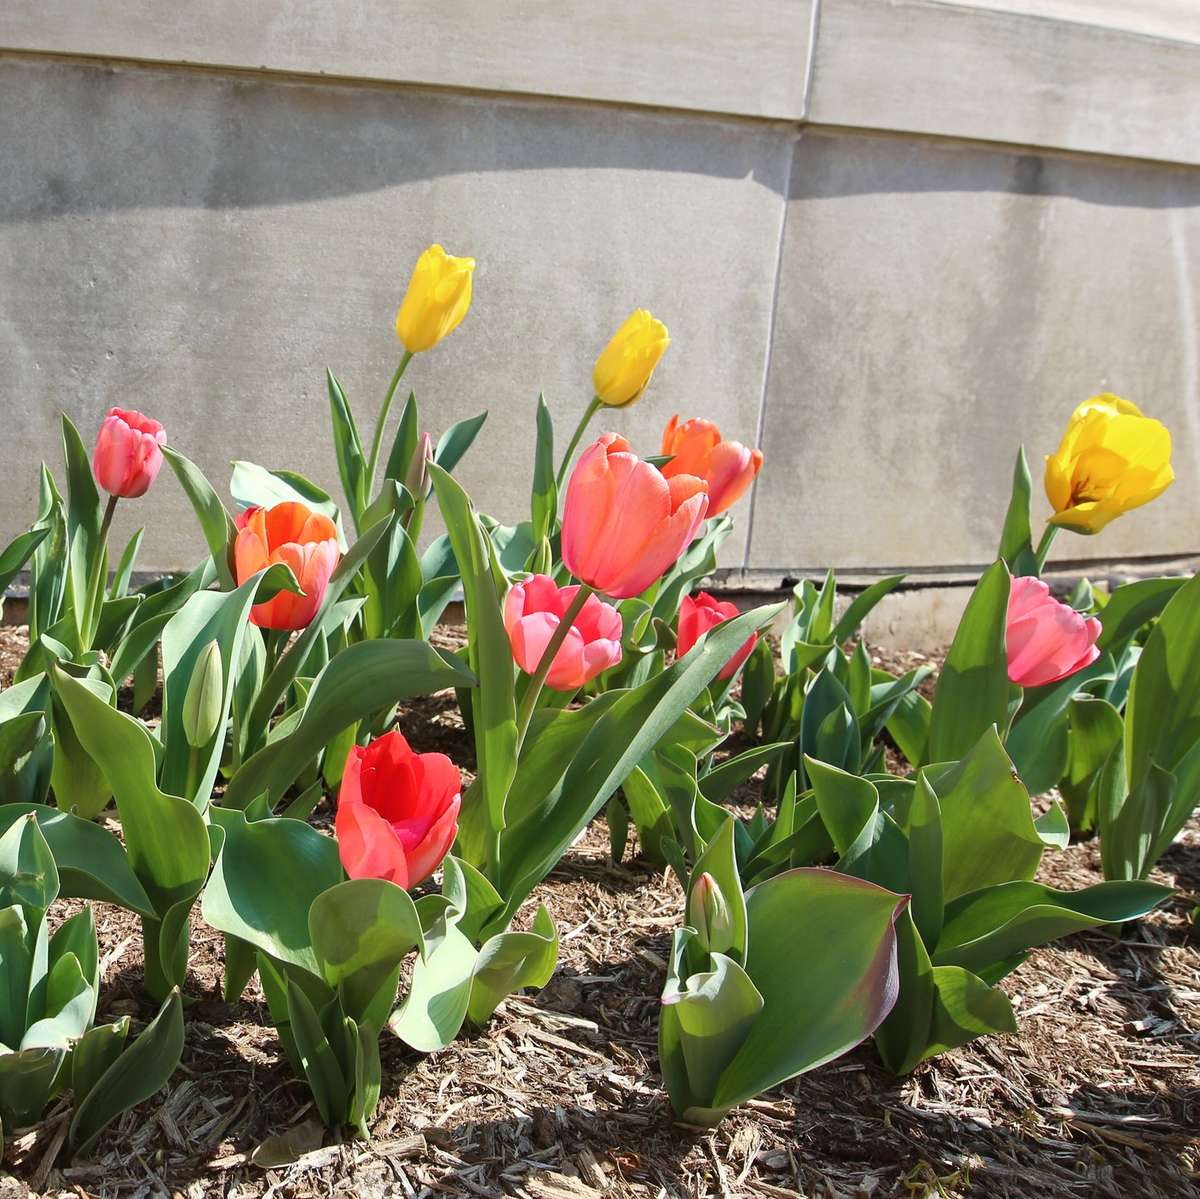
[996,448,1037,577]
[886,688,932,769]
[922,966,1016,1059]
[928,562,1012,764]
[388,923,477,1053]
[1096,576,1187,654]
[907,774,944,949]
[0,527,49,599]
[70,1017,130,1107]
[435,412,488,473]
[873,907,935,1075]
[698,744,789,805]
[467,905,558,1025]
[162,447,237,588]
[806,758,877,857]
[1060,696,1123,834]
[833,575,905,644]
[285,977,347,1129]
[0,811,59,916]
[0,1047,65,1129]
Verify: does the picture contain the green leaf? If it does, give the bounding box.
[997,448,1037,577]
[689,819,748,963]
[738,639,775,736]
[68,989,184,1158]
[0,811,59,916]
[388,922,477,1053]
[435,412,488,473]
[873,906,936,1075]
[698,744,790,805]
[70,1017,130,1107]
[806,758,878,858]
[382,391,419,486]
[934,879,1172,974]
[833,575,905,645]
[467,904,558,1025]
[108,527,144,600]
[285,977,348,1129]
[1060,697,1123,834]
[529,395,557,545]
[0,1047,65,1129]
[0,527,49,599]
[907,774,944,949]
[922,966,1016,1059]
[885,688,932,769]
[1096,576,1187,654]
[162,447,237,588]
[202,810,342,974]
[223,640,474,811]
[928,562,1012,764]
[327,369,369,529]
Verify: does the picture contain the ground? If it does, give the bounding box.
[1,629,1197,1199]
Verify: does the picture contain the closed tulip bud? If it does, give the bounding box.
[678,592,758,680]
[182,640,224,749]
[406,431,434,499]
[504,574,623,691]
[92,408,167,499]
[395,244,475,354]
[234,501,340,631]
[688,872,734,955]
[562,434,708,599]
[592,309,670,408]
[1007,576,1101,688]
[335,730,461,889]
[661,416,763,516]
[1044,394,1173,535]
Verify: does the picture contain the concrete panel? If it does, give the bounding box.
[0,0,813,121]
[809,0,1200,167]
[750,130,1200,574]
[0,57,791,573]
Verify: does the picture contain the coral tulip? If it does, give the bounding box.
[593,309,670,407]
[395,244,475,353]
[1006,576,1101,688]
[504,574,623,691]
[1044,394,1173,535]
[677,591,757,680]
[335,731,460,889]
[562,434,708,600]
[661,416,764,517]
[92,408,166,499]
[234,501,340,631]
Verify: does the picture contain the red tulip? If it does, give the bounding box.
[1006,576,1101,688]
[335,731,460,889]
[677,591,757,680]
[92,408,167,499]
[562,433,708,600]
[233,501,340,631]
[661,416,763,517]
[504,574,623,690]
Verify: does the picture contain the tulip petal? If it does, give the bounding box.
[335,801,410,888]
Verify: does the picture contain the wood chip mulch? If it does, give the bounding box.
[0,627,1196,1198]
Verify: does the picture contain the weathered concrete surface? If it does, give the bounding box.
[0,57,789,571]
[749,129,1200,574]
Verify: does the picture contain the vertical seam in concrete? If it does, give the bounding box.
[800,0,823,121]
[741,130,796,572]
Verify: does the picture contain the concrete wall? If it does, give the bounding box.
[0,1,1197,584]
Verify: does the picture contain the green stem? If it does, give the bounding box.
[84,494,119,649]
[514,584,593,745]
[366,351,414,492]
[1034,524,1059,575]
[555,396,602,490]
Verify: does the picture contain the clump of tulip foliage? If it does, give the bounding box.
[0,240,1192,1153]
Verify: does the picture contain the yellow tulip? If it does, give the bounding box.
[592,309,670,407]
[1044,393,1174,534]
[395,244,475,353]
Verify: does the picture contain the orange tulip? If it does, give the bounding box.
[234,501,340,631]
[562,433,708,599]
[660,416,763,516]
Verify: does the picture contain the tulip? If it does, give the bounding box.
[335,730,460,889]
[1006,575,1101,688]
[562,434,708,600]
[394,244,475,354]
[661,416,764,517]
[687,871,735,955]
[92,408,166,499]
[504,574,623,691]
[233,501,340,631]
[405,431,435,500]
[593,309,670,408]
[1044,394,1174,535]
[181,640,224,749]
[677,591,757,680]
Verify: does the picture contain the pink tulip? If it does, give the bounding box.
[504,574,623,691]
[677,591,757,680]
[1006,575,1101,688]
[562,433,709,600]
[335,731,460,889]
[92,408,167,499]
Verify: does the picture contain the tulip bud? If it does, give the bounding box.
[182,641,224,748]
[405,432,434,500]
[395,244,475,354]
[688,872,734,955]
[593,309,670,408]
[92,408,167,499]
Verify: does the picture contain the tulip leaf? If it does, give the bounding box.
[0,1047,67,1129]
[493,604,784,929]
[698,743,790,806]
[689,819,748,963]
[0,526,49,602]
[832,574,906,645]
[907,774,944,949]
[467,904,558,1026]
[285,976,348,1129]
[382,391,420,486]
[429,464,517,851]
[327,369,369,529]
[68,989,184,1158]
[222,639,474,811]
[1096,575,1187,655]
[389,922,477,1053]
[933,879,1172,975]
[928,561,1012,765]
[202,809,342,974]
[873,906,936,1075]
[230,460,347,549]
[70,1017,130,1108]
[0,805,153,919]
[435,412,488,473]
[162,447,238,588]
[922,966,1017,1060]
[706,869,904,1116]
[529,395,557,546]
[1059,696,1123,834]
[997,447,1038,578]
[806,758,878,857]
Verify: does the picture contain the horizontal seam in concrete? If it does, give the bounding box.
[0,45,804,130]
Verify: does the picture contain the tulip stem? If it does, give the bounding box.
[514,584,593,746]
[365,351,414,494]
[555,396,602,491]
[1034,525,1059,575]
[83,494,119,649]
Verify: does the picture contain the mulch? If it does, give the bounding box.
[0,626,1197,1199]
